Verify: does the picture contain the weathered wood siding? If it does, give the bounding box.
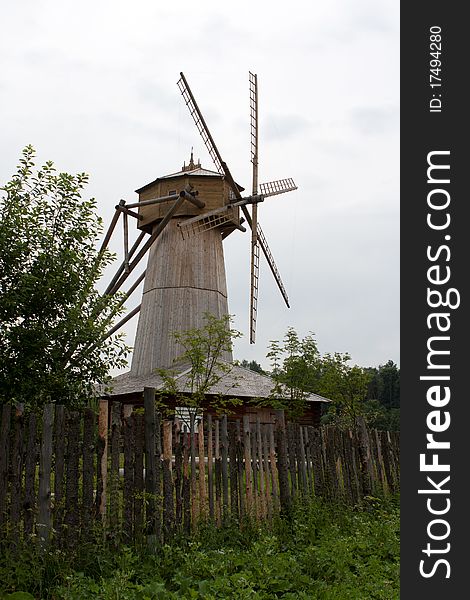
[131,219,232,373]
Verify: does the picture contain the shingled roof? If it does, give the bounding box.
[102,361,330,404]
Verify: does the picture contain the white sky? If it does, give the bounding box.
[1,0,399,372]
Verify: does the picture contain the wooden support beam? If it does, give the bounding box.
[98,399,109,519]
[107,195,186,295]
[114,199,143,221]
[104,231,147,295]
[123,212,130,273]
[181,190,205,209]
[99,208,121,255]
[125,193,180,209]
[102,304,141,340]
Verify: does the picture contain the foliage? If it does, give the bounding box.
[266,328,322,418]
[362,399,400,432]
[316,352,371,428]
[366,360,400,409]
[157,314,243,416]
[0,146,129,409]
[236,359,265,375]
[267,328,371,426]
[0,496,399,599]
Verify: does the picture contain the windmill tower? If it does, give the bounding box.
[101,72,298,379]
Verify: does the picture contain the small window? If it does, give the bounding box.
[175,406,202,433]
[168,189,177,196]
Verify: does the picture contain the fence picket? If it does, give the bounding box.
[38,404,54,546]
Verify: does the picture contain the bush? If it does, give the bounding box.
[0,496,399,599]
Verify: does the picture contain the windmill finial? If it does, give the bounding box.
[182,147,198,172]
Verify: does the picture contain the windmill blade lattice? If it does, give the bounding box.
[260,178,298,198]
[249,71,260,343]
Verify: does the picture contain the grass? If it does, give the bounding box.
[0,495,399,599]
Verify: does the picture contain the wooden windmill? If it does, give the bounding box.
[101,72,297,376]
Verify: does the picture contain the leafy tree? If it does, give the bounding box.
[266,328,323,418]
[267,328,372,426]
[237,359,265,374]
[317,353,371,428]
[0,146,129,409]
[157,313,243,417]
[366,360,400,409]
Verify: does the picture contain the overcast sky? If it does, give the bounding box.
[1,0,399,372]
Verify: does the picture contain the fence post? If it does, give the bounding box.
[0,404,12,529]
[144,388,158,548]
[274,410,290,515]
[356,417,373,497]
[207,414,214,519]
[221,415,229,522]
[24,413,38,537]
[97,399,109,520]
[198,416,207,516]
[38,404,54,547]
[242,415,253,517]
[162,419,174,539]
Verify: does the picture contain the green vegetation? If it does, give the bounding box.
[0,146,129,409]
[266,328,400,430]
[0,496,399,599]
[157,313,243,415]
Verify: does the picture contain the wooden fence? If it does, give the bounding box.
[0,390,399,547]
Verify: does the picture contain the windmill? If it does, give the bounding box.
[101,72,298,376]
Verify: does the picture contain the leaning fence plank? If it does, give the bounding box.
[174,420,183,529]
[123,413,134,543]
[23,413,37,536]
[268,424,279,512]
[228,421,239,519]
[182,426,191,534]
[198,416,207,517]
[207,414,214,520]
[309,427,323,497]
[250,424,259,519]
[221,415,229,522]
[97,399,109,519]
[109,402,121,536]
[0,404,12,528]
[236,420,245,519]
[38,404,54,546]
[381,430,395,494]
[214,419,222,524]
[341,430,355,505]
[256,418,266,519]
[82,408,95,536]
[53,406,66,543]
[274,411,290,514]
[143,389,157,547]
[356,417,373,496]
[10,410,24,540]
[298,426,308,497]
[64,412,80,545]
[155,411,162,539]
[242,415,253,517]
[134,413,145,543]
[262,424,272,521]
[190,412,198,525]
[287,423,297,498]
[162,420,174,538]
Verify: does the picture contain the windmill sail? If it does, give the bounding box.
[249,71,260,344]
